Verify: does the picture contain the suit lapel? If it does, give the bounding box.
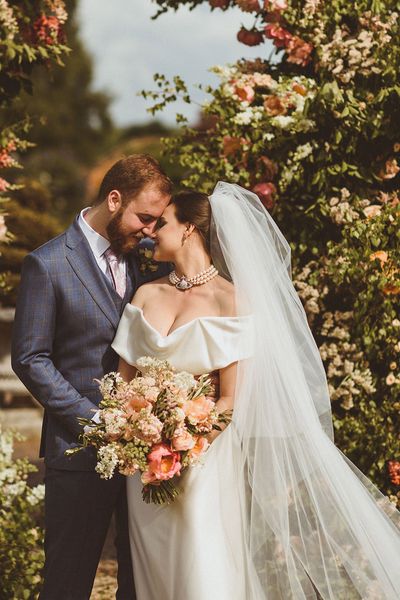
[65,219,120,329]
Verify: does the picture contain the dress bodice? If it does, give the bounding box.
[111,304,254,375]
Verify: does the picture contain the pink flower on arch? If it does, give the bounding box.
[253,182,277,210]
[237,27,264,46]
[264,23,292,48]
[286,36,313,66]
[234,83,256,103]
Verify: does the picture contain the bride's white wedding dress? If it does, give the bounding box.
[110,182,400,599]
[112,304,255,600]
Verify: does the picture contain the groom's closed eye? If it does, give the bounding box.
[138,214,157,225]
[155,217,167,230]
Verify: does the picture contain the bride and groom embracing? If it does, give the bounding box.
[12,154,400,599]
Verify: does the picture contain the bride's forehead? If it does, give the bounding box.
[161,204,177,219]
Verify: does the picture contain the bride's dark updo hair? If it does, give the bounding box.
[171,190,211,252]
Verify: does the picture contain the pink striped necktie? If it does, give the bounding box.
[104,247,126,298]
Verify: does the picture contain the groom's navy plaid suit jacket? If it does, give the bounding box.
[12,217,169,470]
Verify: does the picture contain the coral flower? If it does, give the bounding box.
[141,443,182,484]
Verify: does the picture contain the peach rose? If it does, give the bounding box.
[263,95,286,116]
[141,443,182,484]
[183,395,214,424]
[363,205,382,219]
[222,135,247,157]
[369,251,388,266]
[188,436,210,461]
[286,36,313,67]
[379,158,400,180]
[171,428,196,451]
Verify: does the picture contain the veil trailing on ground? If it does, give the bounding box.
[209,182,400,599]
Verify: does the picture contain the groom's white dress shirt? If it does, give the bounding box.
[78,207,127,282]
[78,207,127,427]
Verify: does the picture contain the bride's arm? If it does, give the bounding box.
[207,361,237,443]
[118,357,137,382]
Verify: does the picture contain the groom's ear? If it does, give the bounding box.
[107,190,123,214]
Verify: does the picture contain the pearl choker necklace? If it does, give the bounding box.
[169,265,218,290]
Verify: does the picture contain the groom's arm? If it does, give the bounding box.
[11,253,98,436]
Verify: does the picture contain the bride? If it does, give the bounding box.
[111,182,400,600]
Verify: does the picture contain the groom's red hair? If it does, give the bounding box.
[96,154,172,205]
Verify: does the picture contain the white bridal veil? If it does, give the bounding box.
[208,182,400,599]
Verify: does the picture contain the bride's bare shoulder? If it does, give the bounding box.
[130,276,170,308]
[213,275,237,317]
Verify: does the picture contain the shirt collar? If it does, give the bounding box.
[78,207,110,259]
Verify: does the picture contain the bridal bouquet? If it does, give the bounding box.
[66,357,232,504]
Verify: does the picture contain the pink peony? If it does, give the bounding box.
[264,23,292,48]
[141,443,182,483]
[286,36,313,66]
[171,428,196,451]
[253,182,277,210]
[183,395,215,425]
[237,26,264,46]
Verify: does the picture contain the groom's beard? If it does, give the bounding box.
[106,210,142,256]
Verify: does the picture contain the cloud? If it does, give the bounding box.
[77,0,272,125]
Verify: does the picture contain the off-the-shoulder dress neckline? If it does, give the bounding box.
[125,303,251,340]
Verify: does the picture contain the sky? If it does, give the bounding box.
[77,0,273,126]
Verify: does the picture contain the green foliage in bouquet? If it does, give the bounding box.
[0,428,45,599]
[145,0,400,505]
[67,360,232,505]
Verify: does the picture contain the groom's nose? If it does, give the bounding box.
[142,222,157,237]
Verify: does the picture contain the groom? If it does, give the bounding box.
[11,154,172,599]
